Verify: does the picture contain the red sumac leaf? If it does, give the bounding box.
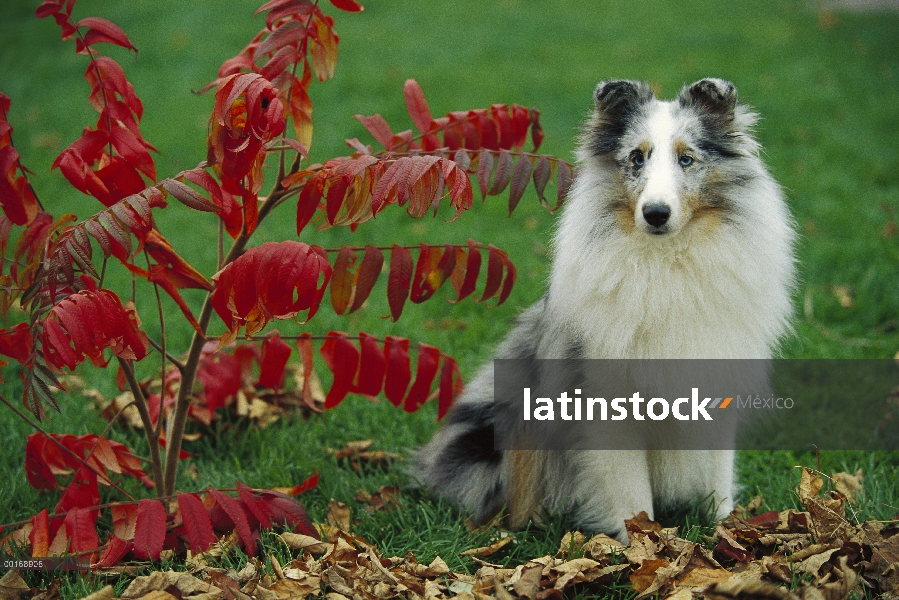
[197,348,241,413]
[56,467,100,514]
[30,509,50,558]
[508,155,533,215]
[176,492,218,554]
[133,498,166,560]
[479,244,504,303]
[438,356,463,419]
[257,330,292,390]
[0,323,34,366]
[348,245,383,313]
[255,20,308,58]
[383,336,410,407]
[476,150,493,200]
[296,174,323,235]
[320,331,360,409]
[353,331,385,397]
[329,0,364,12]
[42,289,149,370]
[451,240,482,303]
[330,246,357,315]
[403,79,433,135]
[404,344,441,413]
[497,249,517,306]
[25,435,61,492]
[532,155,552,207]
[111,503,137,540]
[96,535,132,568]
[354,114,393,149]
[63,506,99,555]
[746,510,780,528]
[387,244,412,321]
[452,149,471,172]
[208,488,257,556]
[286,470,319,496]
[257,490,317,537]
[410,243,440,304]
[530,107,545,151]
[210,241,332,340]
[411,243,456,303]
[161,178,219,212]
[238,482,273,530]
[488,150,514,196]
[75,17,137,52]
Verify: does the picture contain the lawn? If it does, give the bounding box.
[1,0,898,596]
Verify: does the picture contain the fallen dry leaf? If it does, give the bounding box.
[77,586,115,600]
[626,511,662,536]
[330,440,373,459]
[120,571,222,600]
[798,467,824,500]
[460,536,514,557]
[832,469,863,503]
[328,440,403,473]
[280,532,330,555]
[0,571,30,600]
[355,485,401,512]
[630,558,670,594]
[326,499,351,533]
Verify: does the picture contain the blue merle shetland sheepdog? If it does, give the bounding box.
[415,78,796,542]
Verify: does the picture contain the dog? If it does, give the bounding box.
[415,78,796,542]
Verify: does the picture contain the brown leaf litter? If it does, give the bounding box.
[5,468,891,600]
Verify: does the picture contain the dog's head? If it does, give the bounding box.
[582,78,760,237]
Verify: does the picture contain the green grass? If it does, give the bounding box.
[1,0,899,596]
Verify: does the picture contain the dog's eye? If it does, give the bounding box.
[679,155,694,167]
[630,150,645,167]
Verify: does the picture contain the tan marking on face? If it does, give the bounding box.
[674,140,691,156]
[613,201,637,234]
[610,179,638,234]
[685,190,725,235]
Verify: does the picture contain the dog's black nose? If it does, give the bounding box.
[642,204,670,228]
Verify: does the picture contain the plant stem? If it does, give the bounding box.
[160,183,293,496]
[117,358,165,495]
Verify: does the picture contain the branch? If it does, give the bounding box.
[115,357,164,495]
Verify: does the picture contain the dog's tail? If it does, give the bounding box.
[414,300,554,524]
[414,374,509,522]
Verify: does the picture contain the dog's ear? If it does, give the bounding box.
[593,80,654,116]
[679,78,737,115]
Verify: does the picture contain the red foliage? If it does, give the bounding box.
[0,93,39,226]
[25,432,152,492]
[176,492,218,554]
[319,331,460,419]
[207,74,286,236]
[41,288,149,370]
[256,330,292,390]
[210,241,332,342]
[132,499,167,560]
[0,0,576,569]
[356,79,543,154]
[37,0,156,208]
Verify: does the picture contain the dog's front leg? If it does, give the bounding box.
[559,450,655,544]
